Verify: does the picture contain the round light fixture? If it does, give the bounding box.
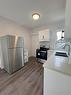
[32,13,40,20]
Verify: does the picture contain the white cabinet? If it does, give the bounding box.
[44,68,71,95]
[24,49,28,63]
[39,30,50,41]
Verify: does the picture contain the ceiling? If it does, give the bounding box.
[0,0,66,29]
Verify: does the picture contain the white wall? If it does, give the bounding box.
[0,16,32,68]
[65,0,71,38]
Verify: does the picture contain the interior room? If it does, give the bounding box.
[0,0,71,95]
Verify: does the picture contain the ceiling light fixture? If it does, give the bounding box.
[32,13,40,20]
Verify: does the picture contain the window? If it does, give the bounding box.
[57,30,64,40]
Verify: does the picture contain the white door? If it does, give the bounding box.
[32,34,39,56]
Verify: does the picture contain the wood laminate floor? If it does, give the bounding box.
[0,57,43,95]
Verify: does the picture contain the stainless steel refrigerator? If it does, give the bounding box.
[0,35,24,74]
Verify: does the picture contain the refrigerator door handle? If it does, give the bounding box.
[22,48,24,66]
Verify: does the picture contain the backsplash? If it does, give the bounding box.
[55,38,71,52]
[40,41,50,48]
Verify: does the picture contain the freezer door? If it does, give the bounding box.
[7,35,24,48]
[8,48,24,73]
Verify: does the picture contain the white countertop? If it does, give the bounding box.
[43,50,71,76]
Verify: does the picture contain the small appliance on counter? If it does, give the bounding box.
[36,47,49,63]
